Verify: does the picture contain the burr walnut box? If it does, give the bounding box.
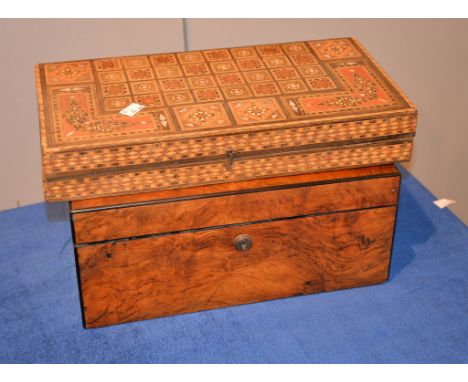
[70,164,400,328]
[36,37,416,201]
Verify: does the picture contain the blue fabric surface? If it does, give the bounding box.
[0,167,467,363]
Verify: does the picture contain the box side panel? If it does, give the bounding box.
[42,113,416,184]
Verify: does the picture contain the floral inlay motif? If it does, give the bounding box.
[174,103,231,130]
[319,72,376,107]
[246,105,267,116]
[63,100,136,134]
[309,39,361,60]
[44,62,93,85]
[59,66,80,79]
[191,110,215,123]
[229,98,287,125]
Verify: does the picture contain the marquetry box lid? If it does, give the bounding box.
[36,37,417,201]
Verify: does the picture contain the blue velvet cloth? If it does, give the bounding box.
[0,167,467,363]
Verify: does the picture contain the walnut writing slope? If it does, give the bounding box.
[36,37,417,201]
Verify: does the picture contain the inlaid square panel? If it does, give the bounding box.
[210,61,239,74]
[216,73,245,86]
[94,59,122,71]
[97,70,126,83]
[44,61,94,85]
[256,44,284,56]
[281,42,309,54]
[263,56,292,68]
[182,63,211,76]
[289,53,317,66]
[278,79,308,93]
[309,39,361,60]
[250,82,281,97]
[193,88,224,102]
[103,96,133,111]
[164,91,194,105]
[130,80,160,95]
[203,49,232,61]
[159,78,188,92]
[134,93,165,107]
[221,85,253,100]
[306,77,337,91]
[173,103,231,130]
[297,64,326,78]
[122,56,150,68]
[178,51,205,64]
[243,70,273,83]
[236,58,265,71]
[150,54,178,66]
[270,67,300,81]
[126,68,155,81]
[230,47,257,59]
[187,75,217,89]
[154,65,183,79]
[228,98,287,125]
[101,83,130,97]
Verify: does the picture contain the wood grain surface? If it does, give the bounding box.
[72,176,399,244]
[70,164,398,210]
[77,207,396,328]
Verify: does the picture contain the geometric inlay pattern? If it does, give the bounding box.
[39,38,413,149]
[36,37,417,200]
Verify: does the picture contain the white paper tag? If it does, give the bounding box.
[433,198,456,209]
[119,103,145,117]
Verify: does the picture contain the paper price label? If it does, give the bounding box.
[119,103,145,117]
[433,198,456,209]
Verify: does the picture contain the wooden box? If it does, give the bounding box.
[36,38,416,201]
[70,164,400,328]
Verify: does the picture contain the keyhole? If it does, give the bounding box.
[233,234,253,252]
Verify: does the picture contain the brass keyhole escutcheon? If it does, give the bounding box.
[233,234,253,252]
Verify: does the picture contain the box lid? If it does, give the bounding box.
[36,37,417,201]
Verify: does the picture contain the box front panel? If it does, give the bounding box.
[46,140,411,201]
[77,207,396,328]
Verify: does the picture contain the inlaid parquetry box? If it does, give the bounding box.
[36,37,417,201]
